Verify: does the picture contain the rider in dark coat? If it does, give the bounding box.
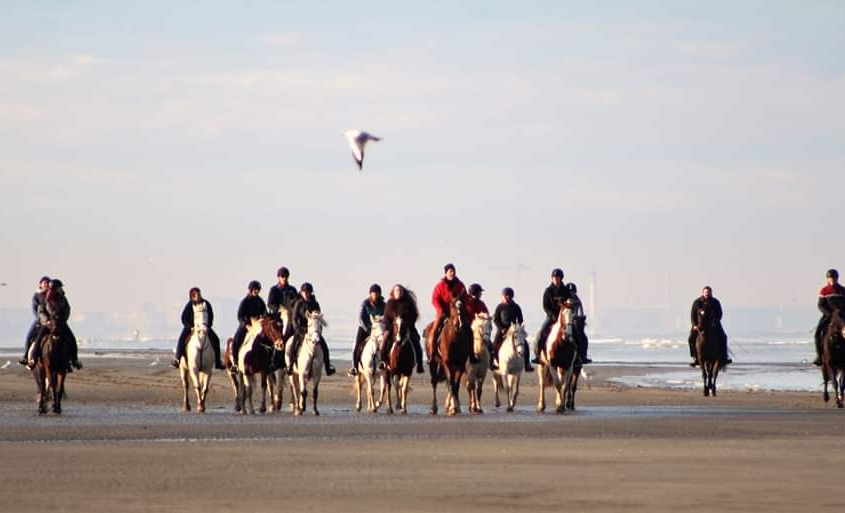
[267,266,299,315]
[814,269,845,366]
[170,287,225,370]
[230,280,267,369]
[29,279,82,371]
[533,268,571,363]
[348,284,386,376]
[383,284,425,374]
[286,283,336,376]
[465,283,496,370]
[688,286,732,367]
[19,276,51,367]
[491,287,533,372]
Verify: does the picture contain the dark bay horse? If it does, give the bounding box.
[34,320,70,415]
[821,308,845,407]
[694,309,723,397]
[385,317,416,415]
[424,297,470,416]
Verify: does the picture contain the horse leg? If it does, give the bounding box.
[354,374,363,413]
[385,372,394,415]
[493,374,502,408]
[312,378,320,416]
[51,371,62,414]
[429,368,439,416]
[536,365,546,413]
[702,365,709,397]
[512,374,520,412]
[448,370,462,416]
[35,367,47,415]
[55,374,65,414]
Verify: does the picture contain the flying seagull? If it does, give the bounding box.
[344,129,381,170]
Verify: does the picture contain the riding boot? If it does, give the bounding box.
[688,330,699,367]
[319,337,336,376]
[721,334,732,365]
[210,331,225,370]
[411,335,424,374]
[523,342,534,372]
[814,324,824,366]
[531,335,545,365]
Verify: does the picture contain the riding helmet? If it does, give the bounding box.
[827,269,839,280]
[369,283,382,295]
[501,287,514,298]
[551,268,564,279]
[567,282,578,293]
[39,275,51,284]
[444,263,456,273]
[468,283,484,296]
[277,266,290,278]
[248,280,261,291]
[300,282,314,293]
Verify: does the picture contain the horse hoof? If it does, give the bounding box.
[555,406,565,414]
[198,406,206,413]
[183,406,191,412]
[400,409,407,415]
[294,410,302,416]
[387,409,394,415]
[824,393,830,402]
[506,406,513,413]
[259,407,267,414]
[37,408,46,416]
[313,411,320,416]
[429,408,437,416]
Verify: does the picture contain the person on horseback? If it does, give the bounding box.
[29,279,82,371]
[170,287,225,370]
[383,284,425,374]
[19,276,51,367]
[532,268,571,364]
[230,280,267,371]
[465,283,496,370]
[427,263,475,363]
[491,287,533,372]
[267,266,298,316]
[348,283,386,377]
[286,282,336,376]
[814,269,845,366]
[688,286,732,367]
[566,282,592,364]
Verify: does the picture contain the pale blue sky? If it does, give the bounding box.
[1,2,844,327]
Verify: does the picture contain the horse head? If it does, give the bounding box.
[370,315,388,345]
[449,295,467,329]
[306,311,327,342]
[392,316,405,344]
[471,313,492,356]
[507,323,526,357]
[261,314,285,349]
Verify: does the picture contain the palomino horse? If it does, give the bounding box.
[821,308,845,407]
[34,320,69,415]
[384,317,417,415]
[536,304,581,413]
[354,315,387,413]
[424,296,470,416]
[465,313,492,414]
[290,311,326,416]
[694,310,723,398]
[179,324,214,412]
[492,323,527,412]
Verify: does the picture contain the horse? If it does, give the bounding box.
[424,296,470,416]
[33,320,69,415]
[290,311,326,416]
[821,308,845,407]
[536,304,581,413]
[465,313,491,414]
[384,317,417,415]
[354,315,387,413]
[694,310,723,398]
[178,324,214,412]
[231,315,286,415]
[492,323,527,412]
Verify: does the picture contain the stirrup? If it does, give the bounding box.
[325,365,336,376]
[26,360,36,371]
[348,368,358,377]
[530,356,541,364]
[170,359,180,369]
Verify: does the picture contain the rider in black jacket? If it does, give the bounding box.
[230,280,267,369]
[19,276,51,367]
[170,287,225,370]
[348,284,386,377]
[688,286,732,367]
[532,268,571,363]
[285,283,336,376]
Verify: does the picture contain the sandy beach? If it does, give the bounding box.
[2,354,844,513]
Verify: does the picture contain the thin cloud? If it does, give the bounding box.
[262,31,301,48]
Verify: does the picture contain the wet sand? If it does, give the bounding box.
[2,355,844,512]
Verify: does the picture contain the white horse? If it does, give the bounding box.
[180,324,214,413]
[493,323,527,412]
[536,306,579,413]
[465,313,492,414]
[290,311,326,416]
[355,315,387,413]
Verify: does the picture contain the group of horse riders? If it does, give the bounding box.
[19,276,83,372]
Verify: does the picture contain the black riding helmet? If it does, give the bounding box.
[468,283,484,296]
[300,282,314,293]
[551,268,564,279]
[827,269,839,280]
[567,282,578,293]
[369,283,382,295]
[277,266,290,278]
[248,280,261,291]
[501,287,514,298]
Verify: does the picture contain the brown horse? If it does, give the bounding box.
[34,320,69,415]
[385,317,417,415]
[424,296,470,416]
[821,308,845,407]
[537,304,581,413]
[694,310,723,397]
[226,315,287,415]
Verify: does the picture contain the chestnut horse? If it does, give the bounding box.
[424,296,470,416]
[466,313,492,414]
[537,304,582,413]
[694,309,723,398]
[384,317,417,415]
[179,324,214,413]
[354,315,387,413]
[34,320,69,415]
[821,308,845,407]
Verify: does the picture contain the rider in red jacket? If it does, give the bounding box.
[427,263,476,363]
[814,269,845,366]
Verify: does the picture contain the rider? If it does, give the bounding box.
[29,279,82,371]
[230,280,267,370]
[465,283,496,370]
[348,284,386,377]
[491,287,533,372]
[170,287,225,370]
[286,282,336,376]
[688,286,732,367]
[532,268,571,364]
[19,276,51,367]
[427,263,475,364]
[566,282,592,364]
[813,269,845,366]
[383,284,425,374]
[267,266,298,316]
